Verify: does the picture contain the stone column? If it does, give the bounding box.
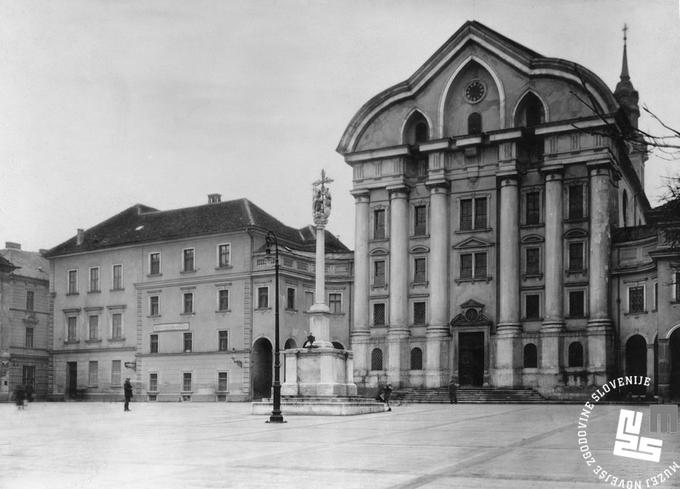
[388,186,410,386]
[586,164,614,385]
[351,190,371,380]
[425,182,450,388]
[646,343,655,395]
[494,175,521,387]
[540,169,564,390]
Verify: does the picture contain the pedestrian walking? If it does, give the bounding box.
[123,378,133,412]
[383,383,393,411]
[25,383,34,403]
[448,380,458,404]
[13,384,25,410]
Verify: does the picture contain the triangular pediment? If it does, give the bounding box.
[452,237,493,250]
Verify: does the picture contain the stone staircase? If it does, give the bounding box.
[392,386,545,404]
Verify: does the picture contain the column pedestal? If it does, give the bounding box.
[425,329,449,388]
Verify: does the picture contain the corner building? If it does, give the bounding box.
[45,196,352,401]
[338,21,653,398]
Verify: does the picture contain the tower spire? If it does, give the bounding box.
[620,23,630,81]
[614,23,639,128]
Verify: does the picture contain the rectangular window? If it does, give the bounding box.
[67,269,78,294]
[673,272,680,302]
[149,253,161,275]
[526,248,540,275]
[257,287,269,309]
[373,303,386,326]
[286,288,296,310]
[525,192,541,225]
[218,289,229,311]
[218,372,228,392]
[414,205,427,235]
[654,282,658,310]
[150,334,158,353]
[25,327,34,348]
[184,332,192,352]
[525,294,540,319]
[414,257,426,283]
[217,244,231,268]
[111,360,121,386]
[183,248,195,272]
[149,373,158,392]
[89,267,100,292]
[112,264,123,290]
[413,302,426,325]
[329,293,342,314]
[149,296,160,316]
[460,198,487,230]
[88,361,98,386]
[218,330,228,351]
[111,313,122,339]
[474,198,488,229]
[374,209,386,239]
[628,286,645,313]
[182,372,192,392]
[568,184,584,219]
[460,253,473,279]
[183,293,194,314]
[88,315,99,340]
[568,242,584,272]
[22,365,35,389]
[304,291,314,311]
[475,252,487,278]
[374,260,386,287]
[67,316,77,342]
[26,291,34,311]
[569,290,585,317]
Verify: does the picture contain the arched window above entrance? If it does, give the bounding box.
[568,342,584,367]
[371,348,383,371]
[410,347,423,370]
[523,343,537,368]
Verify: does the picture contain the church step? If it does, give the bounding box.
[392,387,545,403]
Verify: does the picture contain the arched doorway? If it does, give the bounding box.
[625,335,647,395]
[251,338,272,401]
[670,329,680,400]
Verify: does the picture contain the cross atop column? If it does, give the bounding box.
[623,23,628,45]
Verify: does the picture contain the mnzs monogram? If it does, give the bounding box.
[613,409,663,463]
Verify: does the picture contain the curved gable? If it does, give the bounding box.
[337,21,618,155]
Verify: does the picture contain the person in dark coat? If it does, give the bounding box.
[14,384,25,410]
[123,378,133,411]
[25,383,34,403]
[448,380,458,404]
[383,384,393,411]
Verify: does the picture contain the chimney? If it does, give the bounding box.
[5,242,21,250]
[76,229,85,246]
[208,193,222,204]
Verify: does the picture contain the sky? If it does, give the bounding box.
[0,0,678,252]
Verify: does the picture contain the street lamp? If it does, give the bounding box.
[265,231,285,423]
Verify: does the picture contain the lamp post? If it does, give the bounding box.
[265,231,285,423]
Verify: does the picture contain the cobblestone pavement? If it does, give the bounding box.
[1,401,679,489]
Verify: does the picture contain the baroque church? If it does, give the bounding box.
[338,21,680,399]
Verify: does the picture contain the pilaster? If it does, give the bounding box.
[351,190,371,377]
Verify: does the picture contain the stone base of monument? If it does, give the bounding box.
[251,347,385,415]
[251,396,386,416]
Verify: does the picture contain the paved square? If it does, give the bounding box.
[1,402,679,489]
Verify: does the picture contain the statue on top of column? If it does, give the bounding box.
[312,169,333,225]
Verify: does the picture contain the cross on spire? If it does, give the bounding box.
[313,169,334,188]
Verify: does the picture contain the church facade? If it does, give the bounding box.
[338,21,680,399]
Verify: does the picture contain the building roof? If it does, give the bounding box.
[0,246,48,280]
[647,197,680,224]
[44,198,350,258]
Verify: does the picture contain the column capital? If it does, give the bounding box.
[541,165,564,179]
[426,180,450,192]
[387,185,410,198]
[498,175,519,188]
[350,189,370,203]
[586,159,614,175]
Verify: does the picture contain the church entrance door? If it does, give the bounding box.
[670,330,680,400]
[458,332,484,386]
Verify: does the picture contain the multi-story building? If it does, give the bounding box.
[45,195,351,401]
[0,242,50,401]
[337,21,680,399]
